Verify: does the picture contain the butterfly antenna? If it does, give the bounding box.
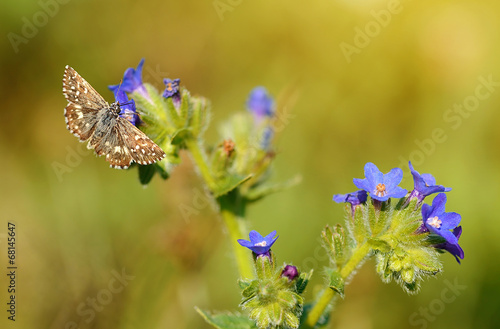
[115,79,124,106]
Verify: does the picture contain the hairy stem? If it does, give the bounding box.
[185,138,253,279]
[220,209,254,279]
[302,242,371,328]
[185,138,218,190]
[219,193,254,279]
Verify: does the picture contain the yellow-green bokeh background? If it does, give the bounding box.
[1,0,499,328]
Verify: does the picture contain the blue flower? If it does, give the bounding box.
[163,78,180,98]
[237,230,278,255]
[333,190,368,206]
[353,163,407,202]
[163,78,181,108]
[421,193,463,261]
[114,90,139,126]
[409,161,451,203]
[434,226,464,264]
[247,87,274,121]
[109,58,149,100]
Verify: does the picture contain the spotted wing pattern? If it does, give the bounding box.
[63,66,108,141]
[62,65,166,169]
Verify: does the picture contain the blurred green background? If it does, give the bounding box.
[0,0,499,328]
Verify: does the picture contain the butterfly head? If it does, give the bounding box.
[109,102,122,116]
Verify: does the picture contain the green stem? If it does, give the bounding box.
[302,242,371,329]
[185,138,253,279]
[185,139,218,190]
[220,206,254,279]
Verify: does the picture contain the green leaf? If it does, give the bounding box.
[171,128,192,145]
[244,175,302,202]
[407,247,442,273]
[242,280,259,298]
[238,279,252,290]
[213,174,253,198]
[154,162,170,180]
[178,88,192,123]
[138,164,156,185]
[269,302,283,324]
[254,255,274,280]
[372,203,392,236]
[368,238,391,253]
[164,95,184,129]
[352,204,369,245]
[328,269,345,298]
[295,269,313,295]
[401,268,415,284]
[284,312,300,329]
[190,96,210,137]
[195,307,257,329]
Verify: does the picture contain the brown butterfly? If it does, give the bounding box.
[62,65,166,169]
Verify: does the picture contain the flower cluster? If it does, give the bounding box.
[334,162,463,263]
[236,230,307,329]
[108,58,181,126]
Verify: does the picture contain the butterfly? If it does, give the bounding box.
[62,65,166,169]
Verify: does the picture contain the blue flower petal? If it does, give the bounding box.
[391,186,408,198]
[383,167,403,191]
[364,163,383,187]
[354,163,407,201]
[248,230,264,243]
[409,162,451,201]
[238,230,279,255]
[163,78,181,98]
[247,87,274,120]
[109,58,147,97]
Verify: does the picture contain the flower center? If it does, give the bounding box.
[375,183,387,197]
[427,216,442,229]
[166,83,173,91]
[255,241,267,247]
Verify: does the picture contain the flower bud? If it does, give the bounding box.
[281,265,299,281]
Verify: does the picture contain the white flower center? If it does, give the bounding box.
[255,241,267,247]
[427,216,442,229]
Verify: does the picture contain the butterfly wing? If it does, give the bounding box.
[87,116,166,169]
[63,65,108,141]
[116,117,167,166]
[62,65,166,169]
[89,118,134,169]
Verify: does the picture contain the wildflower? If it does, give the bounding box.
[333,190,368,206]
[281,265,299,281]
[237,230,278,255]
[114,90,139,126]
[421,193,463,261]
[109,58,149,100]
[163,78,181,107]
[434,226,464,264]
[247,87,274,121]
[408,161,451,203]
[353,163,407,201]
